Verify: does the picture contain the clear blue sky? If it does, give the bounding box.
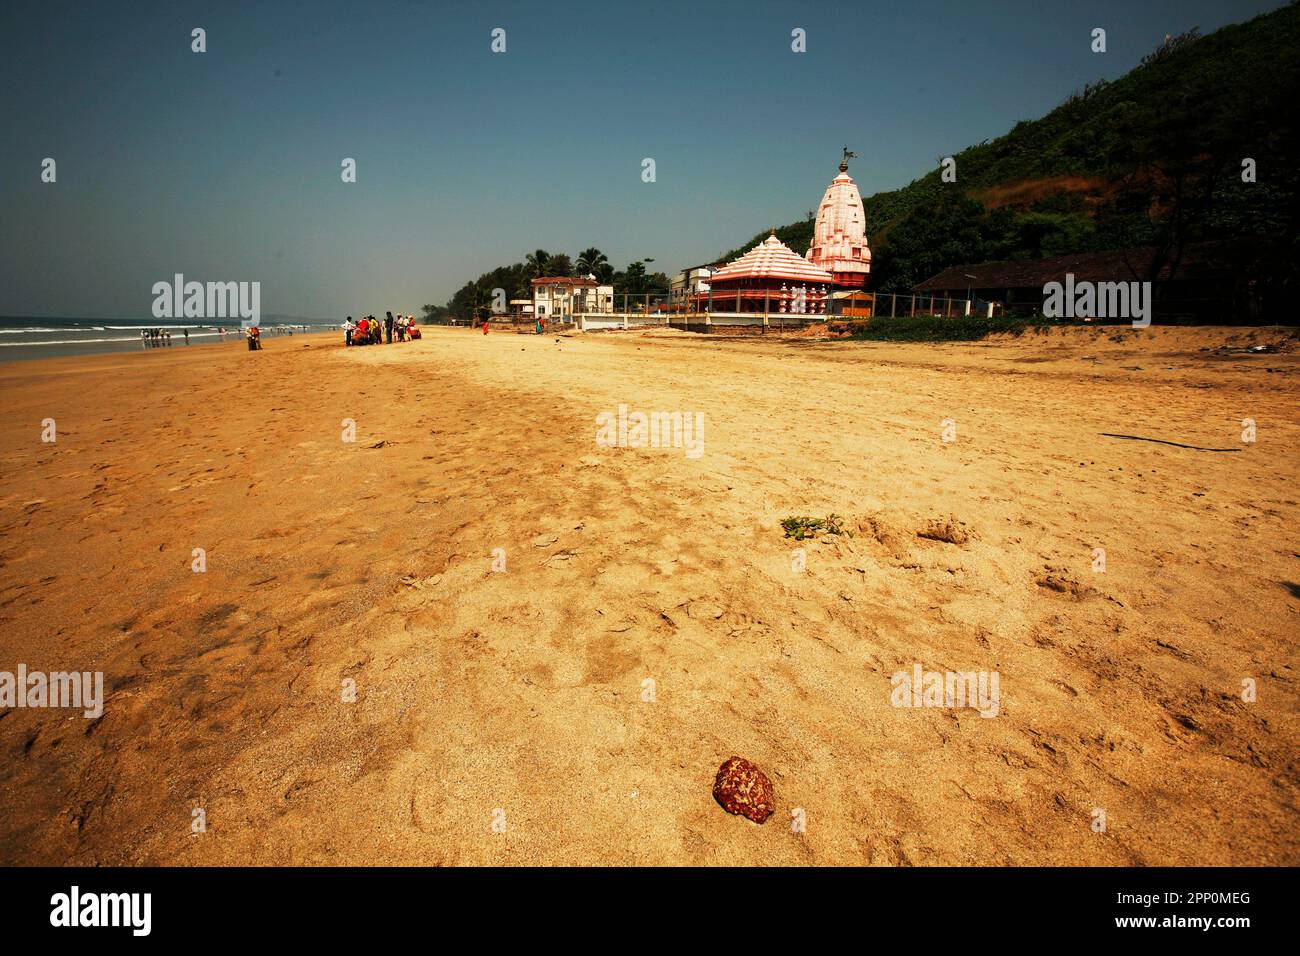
[0,0,1283,319]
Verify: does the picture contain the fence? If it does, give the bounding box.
[571,288,988,332]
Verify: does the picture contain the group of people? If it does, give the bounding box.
[141,328,188,347]
[343,311,421,346]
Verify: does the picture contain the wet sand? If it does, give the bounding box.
[0,324,1296,865]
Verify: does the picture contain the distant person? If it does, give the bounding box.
[343,316,354,346]
[220,327,227,342]
[482,318,489,335]
[183,328,189,344]
[385,311,394,344]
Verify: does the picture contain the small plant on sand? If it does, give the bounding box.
[781,514,851,540]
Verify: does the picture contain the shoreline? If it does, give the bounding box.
[0,327,338,365]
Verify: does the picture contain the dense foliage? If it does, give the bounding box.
[723,5,1299,297]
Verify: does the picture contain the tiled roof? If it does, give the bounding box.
[711,235,834,284]
[531,277,599,286]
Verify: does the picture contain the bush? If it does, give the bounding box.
[849,315,1045,342]
[781,514,851,540]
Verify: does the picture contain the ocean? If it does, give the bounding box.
[0,317,337,363]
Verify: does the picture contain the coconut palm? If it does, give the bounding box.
[525,249,551,280]
[577,247,609,277]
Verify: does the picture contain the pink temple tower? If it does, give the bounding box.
[806,148,872,287]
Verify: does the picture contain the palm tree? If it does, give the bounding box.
[577,247,608,277]
[525,249,551,280]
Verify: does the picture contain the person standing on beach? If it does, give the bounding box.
[183,328,189,344]
[343,316,354,346]
[482,317,490,335]
[385,311,394,344]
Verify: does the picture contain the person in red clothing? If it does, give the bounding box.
[482,318,489,335]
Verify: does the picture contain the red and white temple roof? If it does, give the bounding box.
[710,234,834,285]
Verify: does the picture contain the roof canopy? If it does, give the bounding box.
[711,234,833,285]
[531,277,599,287]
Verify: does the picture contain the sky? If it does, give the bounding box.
[0,0,1285,320]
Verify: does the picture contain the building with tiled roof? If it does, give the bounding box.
[706,233,834,314]
[532,275,613,321]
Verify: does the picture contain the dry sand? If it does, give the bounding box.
[0,324,1296,865]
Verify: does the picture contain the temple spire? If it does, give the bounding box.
[807,153,871,286]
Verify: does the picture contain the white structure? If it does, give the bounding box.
[532,275,614,322]
[806,152,871,287]
[670,264,714,297]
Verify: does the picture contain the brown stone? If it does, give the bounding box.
[712,756,776,823]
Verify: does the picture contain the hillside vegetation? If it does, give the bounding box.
[721,4,1299,296]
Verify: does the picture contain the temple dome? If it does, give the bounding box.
[806,165,872,286]
[711,234,833,285]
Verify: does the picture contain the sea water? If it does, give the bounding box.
[0,316,335,363]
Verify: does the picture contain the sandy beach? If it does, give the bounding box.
[0,325,1295,866]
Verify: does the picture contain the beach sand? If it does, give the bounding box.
[0,324,1296,865]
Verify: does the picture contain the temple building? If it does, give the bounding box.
[805,149,871,287]
[705,233,833,314]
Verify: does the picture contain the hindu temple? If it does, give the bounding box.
[805,148,872,287]
[705,233,834,314]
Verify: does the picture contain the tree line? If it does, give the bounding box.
[427,248,671,323]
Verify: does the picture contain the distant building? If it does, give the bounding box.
[806,152,871,287]
[532,276,614,322]
[670,263,716,309]
[913,242,1261,321]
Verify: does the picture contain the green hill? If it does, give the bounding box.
[720,3,1299,295]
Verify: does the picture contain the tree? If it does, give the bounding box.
[577,247,609,277]
[525,249,551,280]
[547,253,573,277]
[615,260,648,295]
